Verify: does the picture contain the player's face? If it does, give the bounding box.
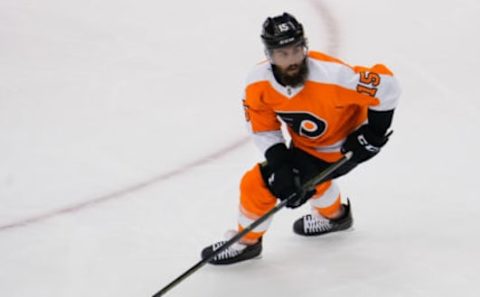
[270,43,307,75]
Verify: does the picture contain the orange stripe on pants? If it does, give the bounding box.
[237,164,277,241]
[237,164,343,240]
[311,181,342,218]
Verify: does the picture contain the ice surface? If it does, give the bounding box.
[1,0,479,296]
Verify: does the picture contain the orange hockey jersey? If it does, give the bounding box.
[243,51,401,162]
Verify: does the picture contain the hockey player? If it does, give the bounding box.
[201,12,400,265]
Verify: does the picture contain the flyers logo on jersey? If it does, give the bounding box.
[277,112,327,139]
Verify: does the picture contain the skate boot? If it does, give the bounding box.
[293,199,353,236]
[201,232,262,265]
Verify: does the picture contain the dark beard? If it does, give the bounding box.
[272,59,308,87]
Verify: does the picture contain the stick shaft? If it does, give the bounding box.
[152,153,352,297]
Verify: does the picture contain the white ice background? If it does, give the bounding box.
[1,0,479,296]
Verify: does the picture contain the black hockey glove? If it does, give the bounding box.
[265,143,311,209]
[341,124,390,163]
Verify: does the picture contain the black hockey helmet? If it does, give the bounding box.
[261,12,305,50]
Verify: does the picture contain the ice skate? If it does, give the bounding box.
[201,232,262,265]
[293,199,353,236]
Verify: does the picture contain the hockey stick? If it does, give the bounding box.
[152,152,353,297]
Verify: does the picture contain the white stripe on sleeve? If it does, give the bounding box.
[246,124,285,155]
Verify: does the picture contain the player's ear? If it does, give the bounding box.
[265,49,273,63]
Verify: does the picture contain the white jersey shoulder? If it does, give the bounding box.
[245,61,271,86]
[307,54,400,111]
